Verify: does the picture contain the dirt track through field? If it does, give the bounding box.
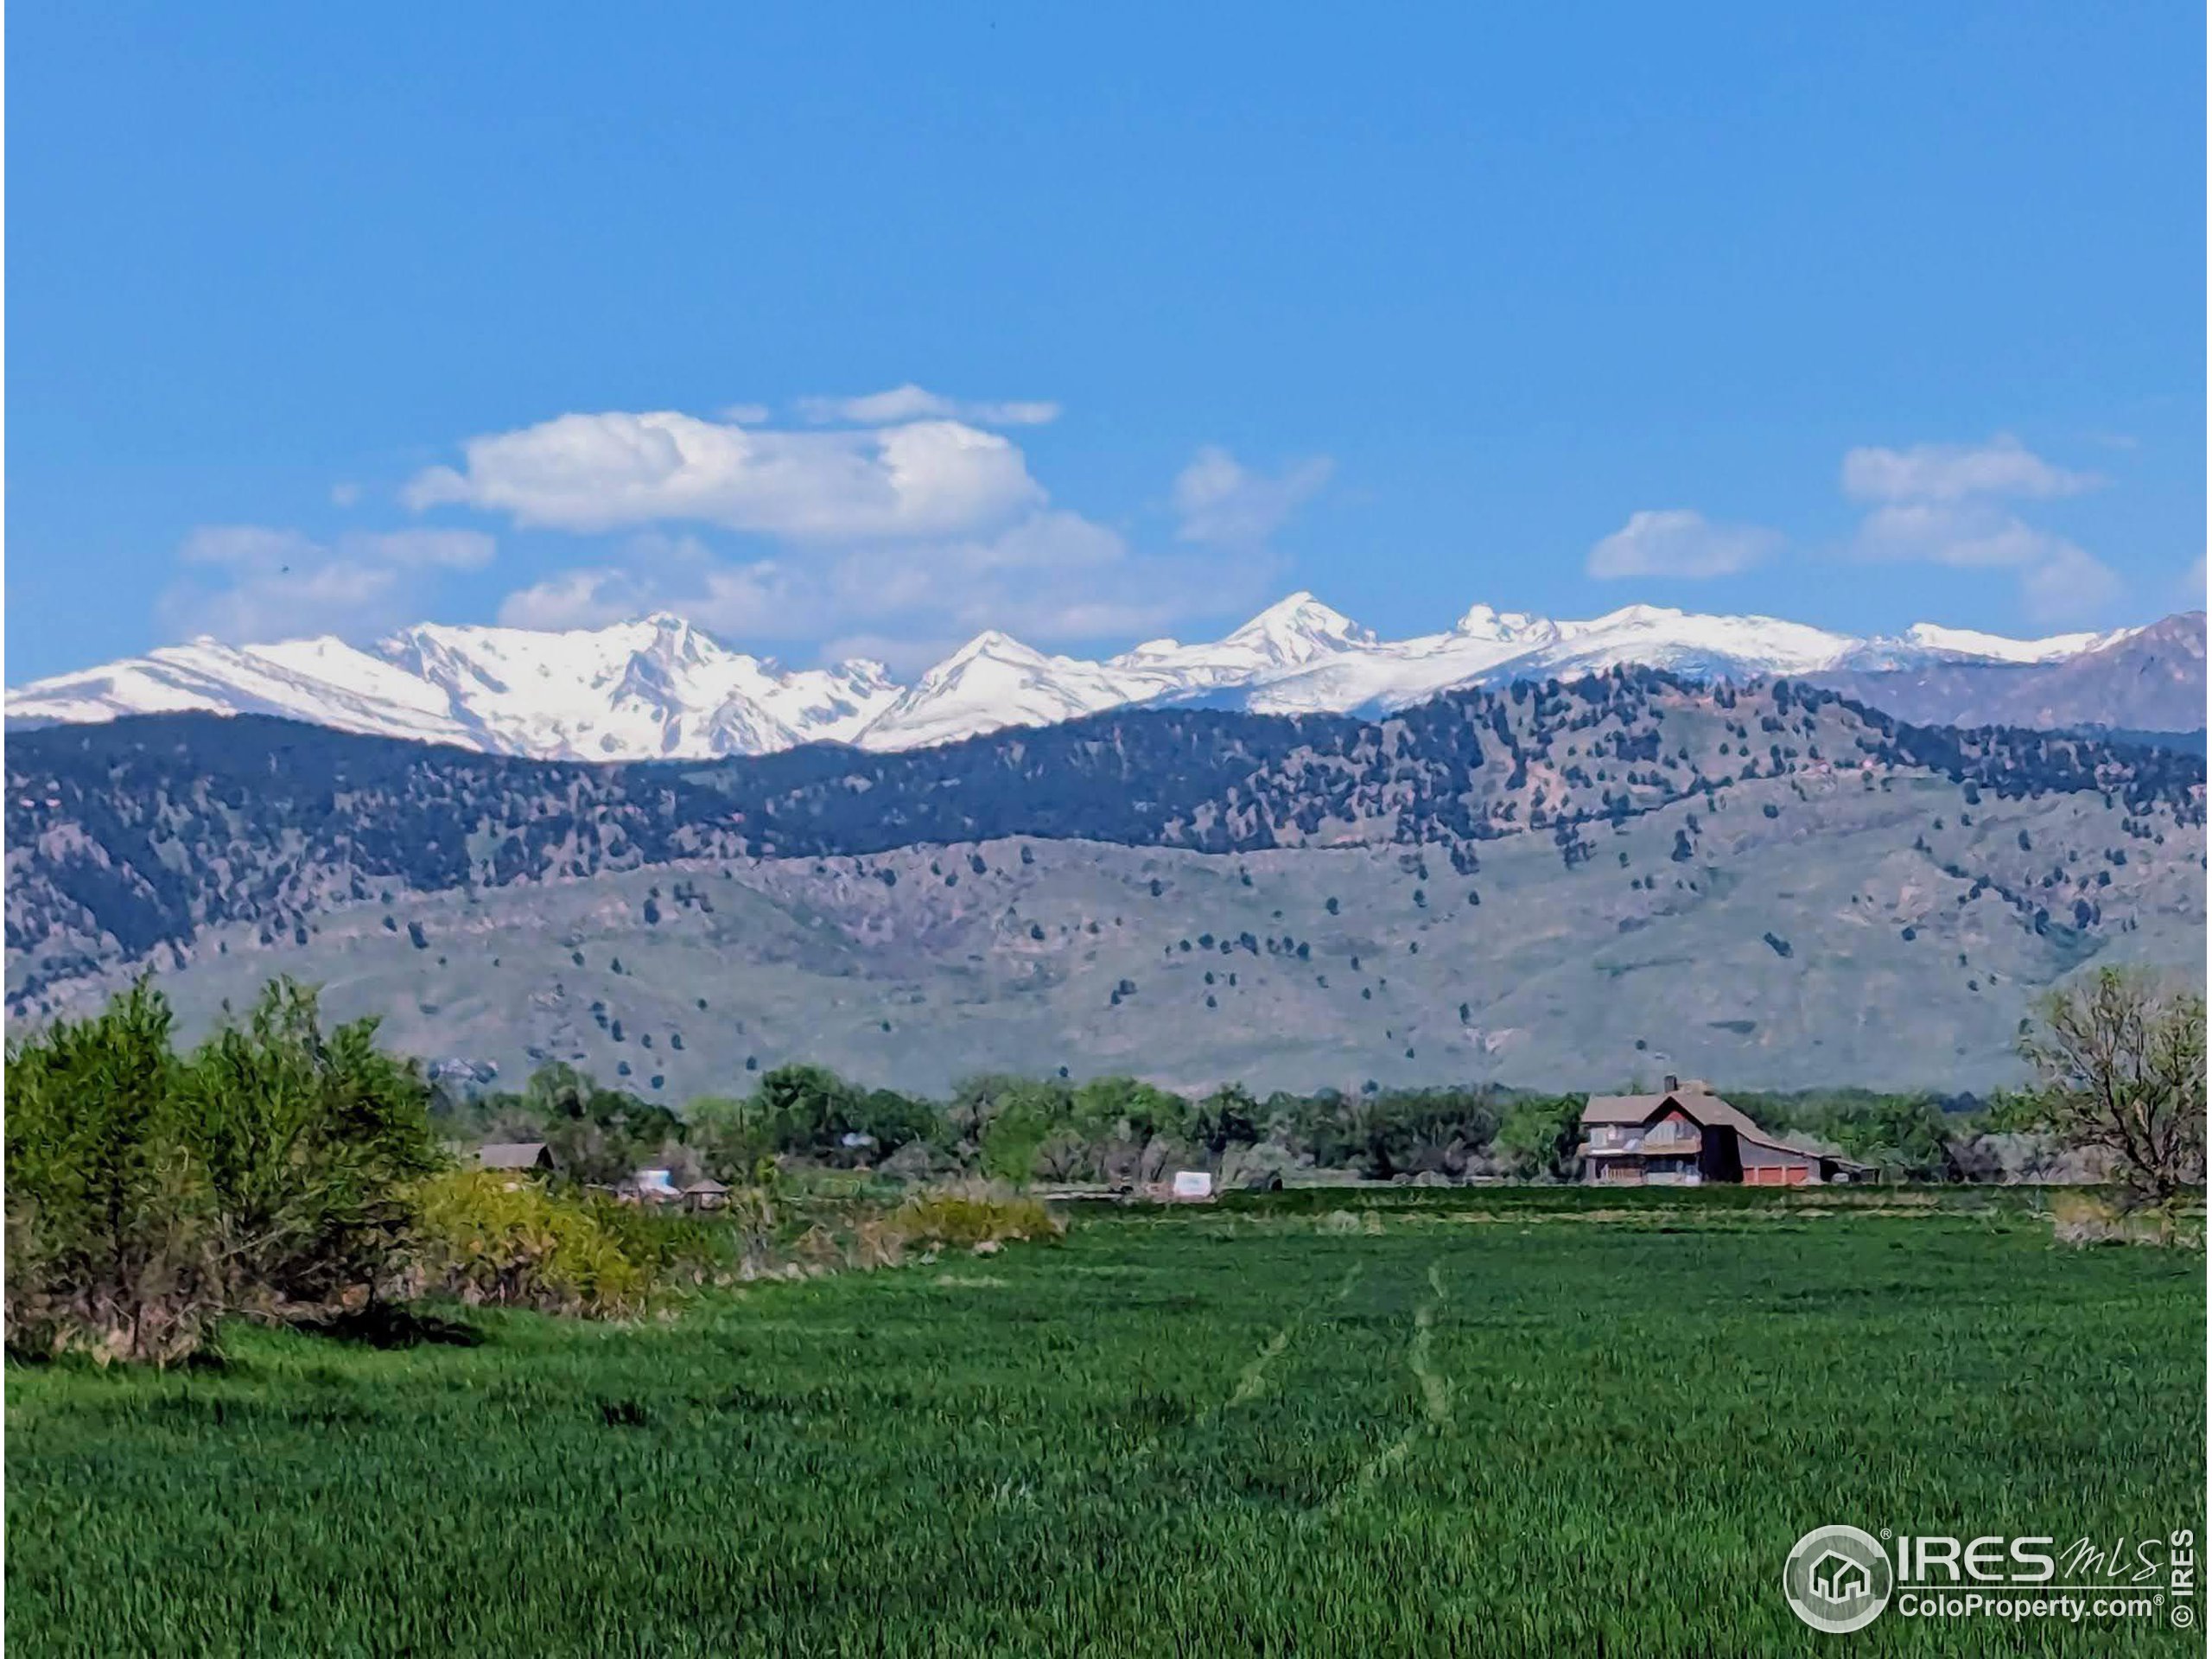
[1230,1259,1363,1409]
[1309,1255,1452,1522]
[1024,1255,1370,1510]
[1410,1259,1453,1430]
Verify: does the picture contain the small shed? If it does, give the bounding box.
[477,1141,553,1173]
[682,1178,731,1212]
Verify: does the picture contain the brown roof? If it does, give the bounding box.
[1581,1084,1763,1138]
[1734,1129,1822,1165]
[477,1141,551,1170]
[1580,1086,1864,1166]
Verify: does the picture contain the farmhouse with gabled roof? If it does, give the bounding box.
[1580,1077,1870,1186]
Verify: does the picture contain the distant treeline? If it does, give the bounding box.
[447,1056,2020,1192]
[11,972,2190,1367]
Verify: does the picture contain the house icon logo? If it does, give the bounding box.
[1812,1551,1872,1603]
[1784,1525,1892,1633]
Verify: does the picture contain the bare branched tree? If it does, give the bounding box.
[2018,968,2206,1205]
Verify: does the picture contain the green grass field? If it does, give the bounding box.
[8,1192,2204,1656]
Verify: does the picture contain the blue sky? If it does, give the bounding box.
[9,3,2204,682]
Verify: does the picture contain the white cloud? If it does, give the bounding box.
[330,481,363,509]
[795,385,1061,428]
[496,507,1266,661]
[497,533,793,637]
[494,568,632,632]
[161,525,495,643]
[359,528,498,569]
[178,524,313,571]
[162,563,404,645]
[2020,544,2126,626]
[178,524,493,578]
[829,511,1217,641]
[406,410,1045,538]
[2181,553,2207,608]
[1848,499,2122,626]
[1837,434,2122,624]
[1853,504,2056,569]
[1841,435,2100,505]
[1173,446,1333,548]
[423,398,1270,664]
[499,562,798,638]
[904,509,1125,581]
[1586,509,1781,580]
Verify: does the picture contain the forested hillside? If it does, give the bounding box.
[11,669,2199,977]
[8,669,2203,1092]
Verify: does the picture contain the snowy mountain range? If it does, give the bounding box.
[3,595,2152,761]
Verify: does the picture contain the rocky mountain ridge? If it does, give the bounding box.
[13,595,2195,760]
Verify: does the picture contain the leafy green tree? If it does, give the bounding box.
[683,1095,771,1183]
[850,1088,940,1155]
[1069,1077,1188,1146]
[724,1065,938,1166]
[974,1080,1070,1185]
[176,979,443,1311]
[751,1064,865,1159]
[5,976,443,1363]
[1491,1096,1583,1180]
[5,980,212,1362]
[1193,1084,1262,1154]
[1975,1088,2050,1135]
[1014,1076,1192,1182]
[1816,1095,1956,1181]
[523,1064,682,1185]
[2019,968,2207,1205]
[1287,1087,1503,1179]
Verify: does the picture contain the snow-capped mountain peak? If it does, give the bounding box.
[1897,621,2124,664]
[1454,603,1558,646]
[1113,637,1185,662]
[630,610,720,666]
[1221,592,1373,663]
[1550,604,1858,676]
[932,628,1049,670]
[7,594,2171,761]
[854,629,1147,751]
